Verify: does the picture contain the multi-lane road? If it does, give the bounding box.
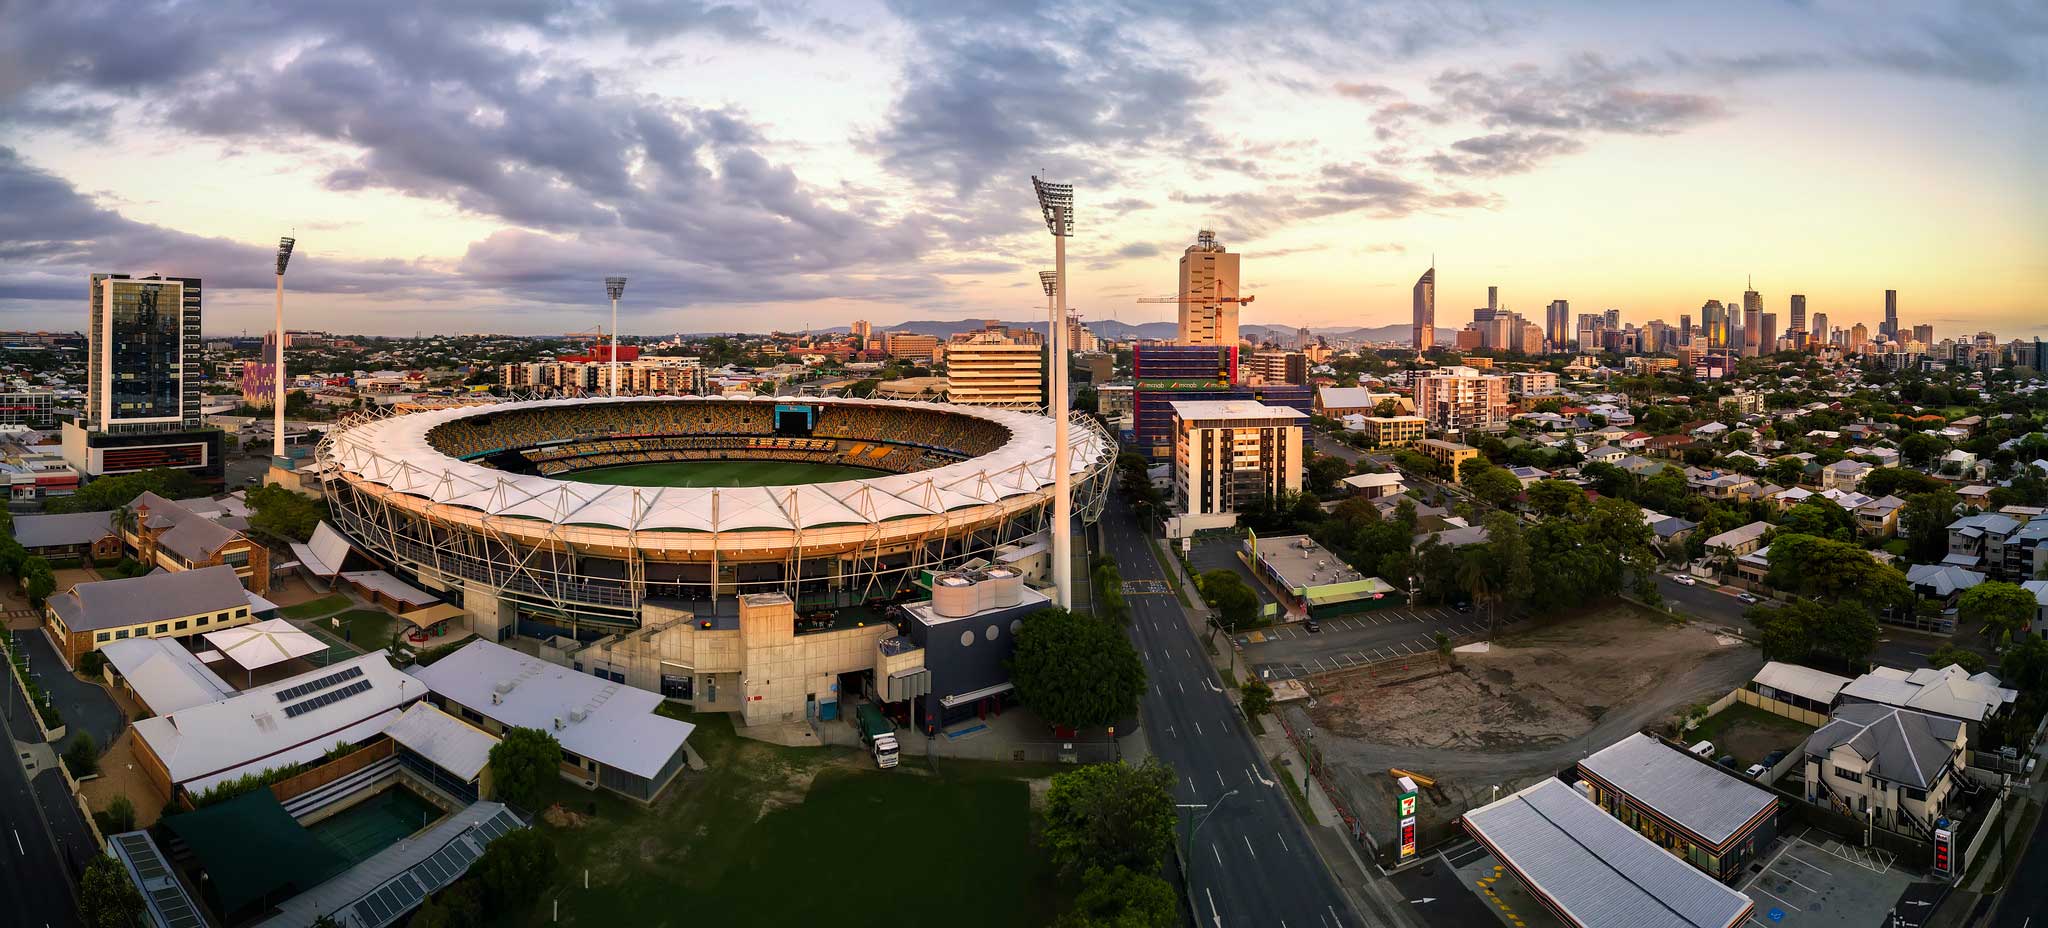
[0,686,80,927]
[1100,498,1387,928]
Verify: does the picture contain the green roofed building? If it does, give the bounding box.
[161,790,351,918]
[1245,533,1401,617]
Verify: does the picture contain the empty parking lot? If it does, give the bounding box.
[1240,603,1524,681]
[1739,830,1913,928]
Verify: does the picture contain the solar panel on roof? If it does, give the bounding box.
[276,665,365,702]
[282,678,374,718]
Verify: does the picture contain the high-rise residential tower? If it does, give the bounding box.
[64,273,222,482]
[1760,313,1778,353]
[1411,266,1435,352]
[1913,324,1934,345]
[1882,290,1898,340]
[1546,300,1569,351]
[1789,294,1807,336]
[1679,314,1693,345]
[1487,286,1498,314]
[1812,313,1829,345]
[1177,229,1240,347]
[1741,284,1763,357]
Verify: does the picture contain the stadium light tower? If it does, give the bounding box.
[1032,176,1074,610]
[273,236,295,460]
[604,276,628,397]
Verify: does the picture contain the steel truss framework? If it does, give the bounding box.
[318,397,1113,630]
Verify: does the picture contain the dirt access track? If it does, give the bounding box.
[1286,600,1764,852]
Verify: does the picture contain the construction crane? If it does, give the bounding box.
[1135,287,1255,307]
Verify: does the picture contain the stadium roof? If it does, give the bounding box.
[1576,734,1779,849]
[1464,778,1754,928]
[324,395,1111,532]
[409,639,693,780]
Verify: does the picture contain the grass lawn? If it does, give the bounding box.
[528,709,1059,928]
[559,460,888,488]
[1688,702,1815,767]
[278,593,351,620]
[329,609,394,649]
[1881,539,1909,556]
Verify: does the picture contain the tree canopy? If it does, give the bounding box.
[1197,569,1261,632]
[45,467,208,514]
[245,483,329,542]
[79,854,145,928]
[488,727,562,811]
[1042,759,1178,879]
[1054,866,1179,928]
[472,827,557,918]
[1958,582,2037,642]
[1008,607,1146,730]
[1751,598,1881,671]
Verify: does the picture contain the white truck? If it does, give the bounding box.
[858,703,901,769]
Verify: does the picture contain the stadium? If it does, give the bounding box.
[316,395,1115,632]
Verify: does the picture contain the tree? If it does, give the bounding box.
[1009,607,1146,730]
[79,854,144,928]
[487,727,562,811]
[1861,467,1945,498]
[1764,457,1806,487]
[1777,500,1854,542]
[1958,582,2037,642]
[1464,465,1524,510]
[20,556,54,607]
[245,483,329,542]
[45,467,207,514]
[1752,598,1880,670]
[1042,759,1177,879]
[0,535,25,578]
[1457,457,1493,486]
[1306,455,1351,497]
[1928,644,1988,675]
[473,827,556,918]
[1900,490,1959,562]
[1055,866,1179,928]
[1197,570,1261,632]
[1525,479,1587,519]
[63,731,98,777]
[1239,678,1273,717]
[1900,431,1946,468]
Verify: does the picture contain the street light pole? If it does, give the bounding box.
[1180,789,1240,864]
[604,277,628,397]
[1032,177,1075,610]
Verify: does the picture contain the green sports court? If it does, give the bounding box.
[556,460,890,488]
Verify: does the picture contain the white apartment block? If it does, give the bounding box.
[1167,400,1304,538]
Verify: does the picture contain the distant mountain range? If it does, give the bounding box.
[837,319,1413,345]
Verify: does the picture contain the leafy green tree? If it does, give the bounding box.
[20,556,54,607]
[1239,678,1273,717]
[63,731,98,777]
[1525,479,1587,519]
[1197,570,1261,632]
[473,827,556,918]
[1042,759,1177,879]
[1900,432,1946,468]
[487,727,562,811]
[46,467,207,514]
[1778,500,1855,542]
[1751,598,1880,670]
[1009,607,1146,729]
[79,854,144,928]
[1306,455,1351,497]
[0,535,25,578]
[1958,582,2038,642]
[1928,644,1988,675]
[1464,465,1524,510]
[1579,461,1635,500]
[1764,458,1806,486]
[1861,467,1945,498]
[1900,490,1959,562]
[245,483,329,542]
[1055,866,1179,928]
[1636,467,1691,515]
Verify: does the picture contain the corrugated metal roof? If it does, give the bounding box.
[1752,661,1852,706]
[1464,778,1754,928]
[1577,734,1779,848]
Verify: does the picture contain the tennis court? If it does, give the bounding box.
[558,460,888,488]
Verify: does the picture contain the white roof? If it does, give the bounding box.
[1704,521,1770,550]
[322,395,1110,532]
[133,652,422,790]
[1751,661,1851,706]
[289,521,354,577]
[381,702,496,780]
[1169,400,1308,422]
[1317,386,1377,408]
[1341,472,1404,489]
[202,618,329,671]
[1842,664,2018,724]
[409,640,693,780]
[99,638,237,715]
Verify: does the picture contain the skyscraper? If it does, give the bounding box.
[1487,286,1498,314]
[1789,295,1807,336]
[1680,314,1693,345]
[1812,313,1828,344]
[1741,284,1763,357]
[1913,324,1934,345]
[1760,313,1778,354]
[1882,289,1898,340]
[1411,266,1435,352]
[1177,229,1240,347]
[1702,300,1727,349]
[1546,300,1569,351]
[65,273,221,482]
[1603,308,1621,330]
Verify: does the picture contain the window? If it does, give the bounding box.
[96,632,111,643]
[154,623,168,634]
[197,616,208,626]
[234,608,248,618]
[174,620,188,631]
[1835,767,1862,784]
[115,629,129,639]
[216,611,229,622]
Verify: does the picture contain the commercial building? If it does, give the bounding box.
[1882,289,1899,339]
[883,331,942,362]
[43,565,255,666]
[1415,439,1479,480]
[413,639,696,802]
[1177,229,1241,347]
[1413,370,1509,434]
[1360,415,1426,449]
[0,389,56,427]
[1130,344,1309,459]
[1545,299,1569,350]
[1577,733,1781,882]
[1411,266,1435,352]
[1508,371,1559,397]
[1245,534,1397,617]
[1463,778,1755,928]
[896,568,1049,731]
[122,491,273,593]
[944,338,1045,406]
[1168,400,1304,537]
[1741,286,1763,357]
[63,273,223,482]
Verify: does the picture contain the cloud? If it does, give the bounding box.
[1426,132,1585,176]
[1171,162,1495,238]
[1850,0,2048,85]
[1431,55,1723,135]
[1334,81,1400,101]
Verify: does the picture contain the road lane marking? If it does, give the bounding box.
[1243,835,1256,858]
[1216,770,1226,787]
[12,829,20,854]
[1194,721,1203,735]
[1277,833,1288,852]
[1213,844,1222,865]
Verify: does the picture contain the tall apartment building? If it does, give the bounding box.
[944,338,1045,406]
[63,274,222,482]
[1413,370,1509,434]
[1760,313,1779,354]
[1411,266,1435,352]
[1813,313,1830,345]
[1509,371,1559,397]
[1882,290,1899,339]
[1603,308,1621,330]
[1913,324,1934,346]
[596,358,710,396]
[1243,350,1307,386]
[851,320,872,343]
[1168,400,1304,538]
[1177,229,1241,347]
[1702,301,1728,349]
[1741,286,1764,357]
[1545,300,1569,351]
[1789,295,1807,337]
[0,390,56,428]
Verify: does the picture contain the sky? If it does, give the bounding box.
[0,0,2042,340]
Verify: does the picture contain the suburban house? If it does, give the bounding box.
[1705,522,1771,560]
[1946,512,2031,578]
[1838,665,2017,747]
[1742,662,1852,726]
[1854,495,1906,538]
[1801,704,1967,839]
[1906,563,1986,607]
[8,510,123,561]
[1820,459,1872,491]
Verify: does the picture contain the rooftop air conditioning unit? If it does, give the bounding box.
[553,717,565,730]
[494,679,516,695]
[569,708,589,723]
[491,692,502,705]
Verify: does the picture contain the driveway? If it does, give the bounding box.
[10,629,125,754]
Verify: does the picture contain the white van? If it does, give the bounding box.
[1688,740,1714,758]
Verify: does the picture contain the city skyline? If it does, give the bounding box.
[0,1,2042,339]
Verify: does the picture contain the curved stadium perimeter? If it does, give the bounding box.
[318,396,1113,630]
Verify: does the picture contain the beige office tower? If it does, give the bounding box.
[1177,229,1240,346]
[1412,266,1436,351]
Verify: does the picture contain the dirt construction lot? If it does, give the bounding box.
[1286,600,1764,855]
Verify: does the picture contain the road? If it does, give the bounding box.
[0,674,81,927]
[1100,497,1380,928]
[1651,574,1955,670]
[1237,604,1516,683]
[1989,789,2048,928]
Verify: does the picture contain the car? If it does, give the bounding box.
[1454,602,1473,613]
[1745,763,1768,779]
[1304,620,1321,633]
[1762,750,1786,767]
[1736,592,1760,604]
[1672,574,1697,586]
[1716,755,1736,768]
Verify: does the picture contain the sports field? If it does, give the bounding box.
[558,460,889,487]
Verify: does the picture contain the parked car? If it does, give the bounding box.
[1454,602,1473,613]
[1736,592,1760,604]
[1762,750,1786,767]
[1305,620,1321,633]
[1744,763,1768,779]
[1672,574,1697,586]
